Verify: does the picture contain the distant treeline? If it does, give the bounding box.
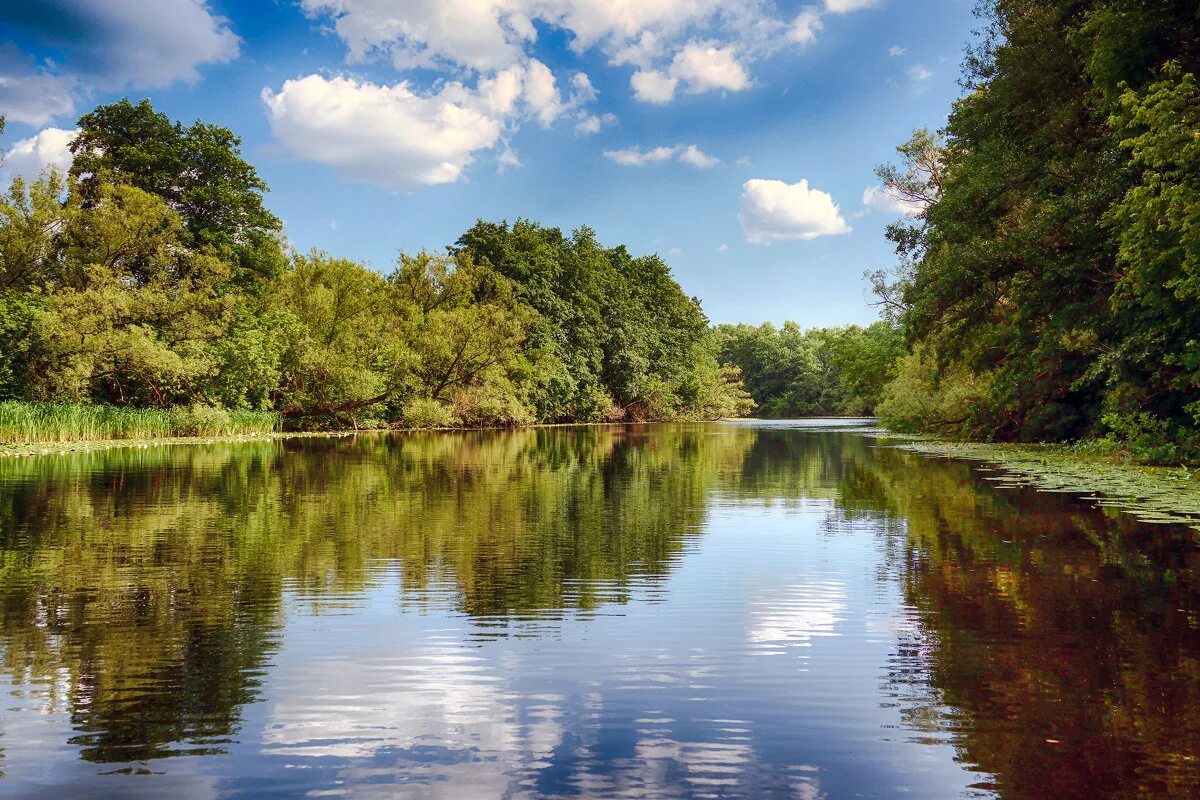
[0,100,752,431]
[869,0,1200,463]
[713,322,902,418]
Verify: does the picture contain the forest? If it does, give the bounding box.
[868,0,1200,463]
[0,101,753,435]
[2,0,1198,463]
[713,321,902,417]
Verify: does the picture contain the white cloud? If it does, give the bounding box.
[788,8,824,46]
[667,246,683,256]
[0,56,78,126]
[299,0,529,72]
[300,0,739,73]
[862,185,923,217]
[300,0,882,106]
[604,145,679,167]
[604,143,718,169]
[262,74,511,188]
[889,44,906,57]
[262,55,602,187]
[575,112,616,136]
[909,64,932,82]
[630,69,679,103]
[497,146,523,171]
[630,42,750,103]
[739,178,851,243]
[678,144,720,169]
[668,42,750,94]
[3,127,77,182]
[569,72,597,104]
[4,0,239,89]
[717,243,730,252]
[524,59,564,126]
[609,30,661,69]
[824,0,879,12]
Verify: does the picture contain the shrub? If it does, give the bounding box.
[402,397,455,429]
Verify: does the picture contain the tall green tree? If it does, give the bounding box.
[70,99,285,280]
[875,0,1200,458]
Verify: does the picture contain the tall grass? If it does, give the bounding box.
[0,401,281,445]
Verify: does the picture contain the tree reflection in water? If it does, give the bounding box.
[0,423,1196,798]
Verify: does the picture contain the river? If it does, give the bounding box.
[0,421,1197,798]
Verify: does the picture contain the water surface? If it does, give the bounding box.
[1,421,1198,798]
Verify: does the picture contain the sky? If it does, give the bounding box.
[0,0,978,327]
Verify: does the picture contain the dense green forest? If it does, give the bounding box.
[3,0,1199,461]
[871,0,1200,462]
[713,322,902,417]
[0,101,752,432]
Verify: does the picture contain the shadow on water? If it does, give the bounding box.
[0,422,1196,797]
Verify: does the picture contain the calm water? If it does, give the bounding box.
[0,421,1198,799]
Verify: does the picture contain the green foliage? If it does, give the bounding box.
[0,100,751,438]
[452,220,719,422]
[401,397,455,429]
[714,321,902,417]
[873,0,1200,460]
[70,98,284,279]
[0,401,278,444]
[876,345,991,434]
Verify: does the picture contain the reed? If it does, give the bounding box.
[0,401,281,444]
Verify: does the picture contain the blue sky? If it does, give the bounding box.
[0,0,977,326]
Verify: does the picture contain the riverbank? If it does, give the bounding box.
[885,436,1200,530]
[6,413,1200,532]
[0,401,281,445]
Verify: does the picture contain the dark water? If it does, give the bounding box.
[0,421,1198,799]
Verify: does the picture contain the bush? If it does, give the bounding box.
[401,397,456,429]
[877,345,990,435]
[1092,411,1200,465]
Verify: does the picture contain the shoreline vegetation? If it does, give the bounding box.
[4,0,1200,472]
[881,436,1200,532]
[4,415,1199,534]
[861,3,1200,465]
[0,102,755,439]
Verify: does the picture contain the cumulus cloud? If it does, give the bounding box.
[3,0,239,89]
[825,0,879,12]
[262,74,510,188]
[604,145,680,167]
[2,127,77,182]
[300,0,733,72]
[669,42,750,94]
[604,144,719,169]
[862,185,923,217]
[575,112,616,136]
[678,144,720,169]
[299,0,525,71]
[300,0,881,105]
[889,44,906,56]
[630,69,679,103]
[739,178,851,243]
[569,72,597,104]
[524,59,564,126]
[0,49,78,126]
[631,43,750,102]
[909,64,933,82]
[262,56,602,187]
[788,9,825,46]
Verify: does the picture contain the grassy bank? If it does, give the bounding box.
[0,401,280,445]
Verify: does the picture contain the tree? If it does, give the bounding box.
[873,0,1200,455]
[70,99,284,280]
